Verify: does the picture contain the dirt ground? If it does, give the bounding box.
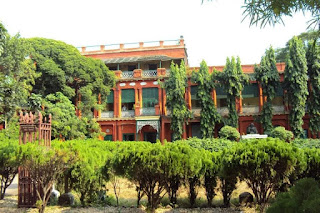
[1,177,256,213]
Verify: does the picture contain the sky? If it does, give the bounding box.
[0,0,313,67]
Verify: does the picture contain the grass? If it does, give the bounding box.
[1,178,257,212]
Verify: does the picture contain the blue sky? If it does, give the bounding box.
[1,0,312,66]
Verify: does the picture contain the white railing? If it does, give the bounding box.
[273,105,285,113]
[140,107,156,116]
[217,107,229,115]
[192,108,201,116]
[242,106,259,114]
[142,70,157,77]
[121,71,134,79]
[100,111,114,118]
[121,110,135,117]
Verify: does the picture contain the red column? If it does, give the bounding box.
[258,83,263,112]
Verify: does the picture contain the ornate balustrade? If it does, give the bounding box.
[121,71,134,79]
[121,110,135,117]
[272,105,285,113]
[140,107,156,116]
[100,111,114,118]
[242,106,259,114]
[217,107,229,115]
[142,70,157,77]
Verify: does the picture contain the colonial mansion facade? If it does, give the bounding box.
[79,37,313,142]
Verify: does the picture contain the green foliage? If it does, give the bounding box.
[0,25,38,128]
[299,148,320,181]
[217,57,249,128]
[57,140,112,206]
[191,60,221,138]
[306,40,320,134]
[293,139,320,149]
[0,115,20,140]
[21,143,75,213]
[242,0,320,29]
[234,138,305,211]
[43,92,102,140]
[267,178,320,213]
[219,125,240,141]
[27,38,115,117]
[284,36,308,138]
[270,126,294,142]
[162,61,192,141]
[255,47,280,133]
[0,139,21,199]
[184,137,235,152]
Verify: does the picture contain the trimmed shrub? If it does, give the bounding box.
[219,125,240,141]
[267,178,320,213]
[270,126,293,142]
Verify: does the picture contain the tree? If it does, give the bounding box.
[0,25,38,128]
[306,40,320,135]
[191,60,221,138]
[217,56,249,128]
[162,61,192,141]
[27,38,115,117]
[275,30,320,62]
[21,143,74,213]
[242,0,320,29]
[0,140,22,199]
[255,47,280,133]
[283,36,308,138]
[43,92,102,140]
[233,138,305,212]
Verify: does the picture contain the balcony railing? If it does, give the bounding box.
[121,71,134,79]
[192,108,201,116]
[273,105,285,113]
[140,107,156,116]
[142,70,157,77]
[100,111,114,118]
[217,107,229,115]
[121,110,135,117]
[242,106,259,114]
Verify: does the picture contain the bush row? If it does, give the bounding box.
[1,137,320,212]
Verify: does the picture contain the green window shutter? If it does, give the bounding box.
[106,91,114,103]
[142,88,158,107]
[216,86,227,99]
[275,86,283,97]
[191,86,198,100]
[122,89,135,103]
[242,84,259,98]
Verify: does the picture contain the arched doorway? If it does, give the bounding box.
[136,120,159,143]
[140,125,157,143]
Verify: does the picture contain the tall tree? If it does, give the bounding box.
[284,36,308,138]
[275,30,320,62]
[306,40,320,135]
[163,61,192,141]
[255,47,280,133]
[217,57,249,128]
[191,60,221,138]
[27,38,115,117]
[0,24,38,128]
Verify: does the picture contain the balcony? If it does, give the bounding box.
[142,70,157,78]
[192,108,201,116]
[242,106,259,114]
[121,110,135,118]
[273,105,285,114]
[121,71,134,79]
[100,111,114,118]
[140,107,156,116]
[217,107,229,115]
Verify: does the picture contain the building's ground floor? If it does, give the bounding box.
[98,114,319,142]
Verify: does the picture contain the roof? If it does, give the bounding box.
[102,55,183,64]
